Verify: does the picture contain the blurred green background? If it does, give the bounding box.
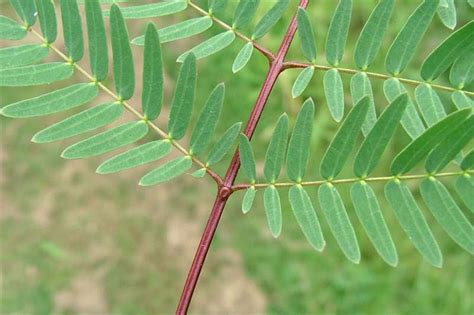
[0,0,473,314]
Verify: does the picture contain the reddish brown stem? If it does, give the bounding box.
[176,1,309,313]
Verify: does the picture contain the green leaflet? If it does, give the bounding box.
[32,103,124,143]
[97,140,172,174]
[384,180,442,268]
[142,23,163,121]
[437,0,456,30]
[190,83,225,155]
[390,109,471,175]
[292,66,314,98]
[191,168,206,178]
[421,178,473,254]
[233,0,260,29]
[351,182,398,267]
[208,0,228,14]
[0,44,49,69]
[297,8,317,63]
[60,0,84,62]
[264,186,282,238]
[103,0,187,19]
[10,0,36,26]
[425,115,474,173]
[450,49,474,89]
[0,83,98,118]
[385,0,439,75]
[0,62,73,87]
[264,114,289,183]
[139,156,192,186]
[289,185,325,251]
[456,175,474,213]
[35,0,57,43]
[85,0,108,81]
[242,186,256,214]
[421,21,474,81]
[239,134,257,183]
[168,54,197,140]
[62,121,149,159]
[319,183,360,263]
[286,98,315,182]
[451,91,474,110]
[354,0,394,70]
[232,42,253,73]
[131,17,213,45]
[177,31,236,62]
[383,78,425,139]
[206,122,241,166]
[414,84,446,127]
[323,69,345,122]
[354,94,408,177]
[461,150,474,170]
[0,16,27,40]
[469,0,474,8]
[326,0,352,66]
[320,97,370,180]
[252,0,289,40]
[110,4,135,100]
[350,72,376,136]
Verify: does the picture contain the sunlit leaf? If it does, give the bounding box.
[391,109,471,175]
[190,83,225,155]
[142,23,163,121]
[177,31,236,62]
[421,178,473,254]
[323,69,345,122]
[351,181,398,266]
[289,185,325,251]
[264,186,282,238]
[385,0,439,75]
[110,4,134,100]
[0,62,73,86]
[1,83,98,118]
[326,0,352,66]
[168,53,197,140]
[320,96,369,179]
[264,114,289,183]
[354,0,394,70]
[354,94,408,177]
[32,103,124,143]
[97,140,172,174]
[385,180,442,268]
[139,156,192,186]
[62,121,149,159]
[292,66,314,98]
[286,98,315,182]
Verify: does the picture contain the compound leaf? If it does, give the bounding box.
[0,62,73,87]
[323,69,345,122]
[326,0,352,66]
[354,0,394,70]
[168,53,197,140]
[354,94,408,177]
[264,114,289,183]
[177,31,235,62]
[264,186,282,238]
[60,0,84,62]
[97,140,172,174]
[289,185,325,251]
[385,0,439,75]
[320,96,370,179]
[142,23,163,121]
[140,156,192,186]
[421,178,473,254]
[385,180,442,268]
[62,121,149,159]
[351,181,398,266]
[1,83,98,118]
[32,102,124,143]
[287,98,315,182]
[110,4,134,100]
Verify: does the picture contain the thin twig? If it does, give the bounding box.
[282,61,474,97]
[29,28,224,186]
[231,171,473,191]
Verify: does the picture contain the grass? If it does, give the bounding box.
[1,1,473,314]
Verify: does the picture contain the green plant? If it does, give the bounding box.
[0,0,472,313]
